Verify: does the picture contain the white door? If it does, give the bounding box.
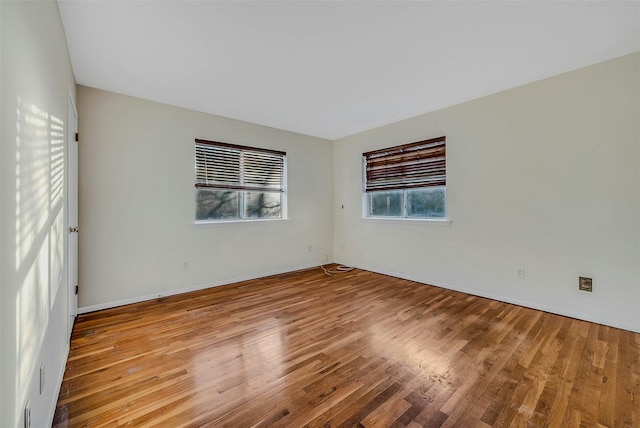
[67,95,79,339]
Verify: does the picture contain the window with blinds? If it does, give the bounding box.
[363,136,446,219]
[195,139,286,221]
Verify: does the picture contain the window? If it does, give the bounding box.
[195,139,286,221]
[363,136,446,219]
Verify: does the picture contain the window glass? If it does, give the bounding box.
[407,187,446,218]
[368,191,403,217]
[196,189,240,221]
[244,192,282,219]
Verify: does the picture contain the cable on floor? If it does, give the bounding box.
[321,264,354,276]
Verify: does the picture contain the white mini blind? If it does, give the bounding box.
[363,136,446,192]
[195,139,285,192]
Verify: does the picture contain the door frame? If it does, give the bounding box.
[67,93,78,339]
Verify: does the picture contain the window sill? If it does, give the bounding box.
[193,218,291,228]
[361,217,452,226]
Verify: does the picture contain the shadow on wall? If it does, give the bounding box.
[12,96,65,414]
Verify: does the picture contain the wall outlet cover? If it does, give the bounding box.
[579,276,593,292]
[24,401,31,428]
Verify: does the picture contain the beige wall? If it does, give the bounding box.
[333,53,640,332]
[77,86,333,310]
[0,1,77,427]
[79,53,640,333]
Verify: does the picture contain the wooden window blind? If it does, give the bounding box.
[195,139,286,192]
[363,136,446,192]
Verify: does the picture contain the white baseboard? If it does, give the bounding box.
[47,343,70,427]
[79,260,639,332]
[78,262,328,314]
[347,263,640,334]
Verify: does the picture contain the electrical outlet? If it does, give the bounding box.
[516,267,525,279]
[40,363,45,394]
[182,262,188,271]
[24,401,31,428]
[579,276,593,292]
[308,245,312,252]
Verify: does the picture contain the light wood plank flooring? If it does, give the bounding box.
[54,267,640,427]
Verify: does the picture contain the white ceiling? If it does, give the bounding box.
[57,1,640,140]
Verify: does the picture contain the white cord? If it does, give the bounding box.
[321,264,354,276]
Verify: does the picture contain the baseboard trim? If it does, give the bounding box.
[47,343,70,427]
[79,261,639,332]
[347,263,640,334]
[78,262,329,314]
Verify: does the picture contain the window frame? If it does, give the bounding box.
[362,136,447,220]
[194,139,287,223]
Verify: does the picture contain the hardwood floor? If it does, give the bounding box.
[53,267,640,427]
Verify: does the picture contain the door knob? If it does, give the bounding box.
[69,227,79,233]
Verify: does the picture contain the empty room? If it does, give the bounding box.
[1,1,639,427]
